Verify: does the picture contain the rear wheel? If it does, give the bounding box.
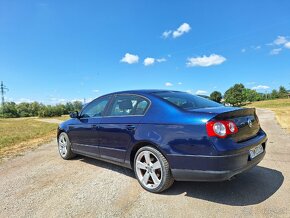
[134,146,174,193]
[58,132,76,160]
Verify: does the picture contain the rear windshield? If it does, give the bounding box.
[153,91,222,110]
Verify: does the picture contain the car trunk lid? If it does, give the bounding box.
[190,107,260,142]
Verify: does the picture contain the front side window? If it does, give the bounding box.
[81,95,111,118]
[108,95,149,116]
[153,91,222,110]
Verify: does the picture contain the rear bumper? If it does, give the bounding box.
[171,151,265,181]
[169,132,267,181]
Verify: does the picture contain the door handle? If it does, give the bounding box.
[126,124,136,131]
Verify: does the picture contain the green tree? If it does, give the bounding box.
[64,102,74,114]
[271,89,279,99]
[278,86,288,98]
[29,102,42,116]
[210,91,222,103]
[2,102,19,118]
[224,83,246,106]
[243,88,260,102]
[72,101,83,111]
[16,102,31,117]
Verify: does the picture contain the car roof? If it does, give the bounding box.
[107,89,183,95]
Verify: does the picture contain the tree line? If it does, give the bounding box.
[0,101,83,118]
[0,84,289,118]
[209,84,289,106]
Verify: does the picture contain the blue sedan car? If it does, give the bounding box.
[57,90,267,193]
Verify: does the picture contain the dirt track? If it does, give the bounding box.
[0,109,290,217]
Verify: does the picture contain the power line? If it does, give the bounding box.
[1,81,9,107]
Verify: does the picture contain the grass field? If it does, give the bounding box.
[0,118,58,160]
[247,98,290,132]
[38,115,70,121]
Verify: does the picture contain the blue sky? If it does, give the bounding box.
[0,0,290,104]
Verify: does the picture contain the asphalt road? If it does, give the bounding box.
[0,109,289,217]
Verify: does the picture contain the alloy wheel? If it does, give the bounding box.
[135,150,162,189]
[58,134,68,157]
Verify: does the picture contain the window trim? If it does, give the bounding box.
[103,93,151,118]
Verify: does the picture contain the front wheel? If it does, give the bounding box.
[58,132,76,160]
[134,146,174,193]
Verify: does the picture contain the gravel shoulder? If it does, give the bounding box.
[1,109,290,217]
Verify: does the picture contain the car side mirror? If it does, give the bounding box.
[70,111,79,119]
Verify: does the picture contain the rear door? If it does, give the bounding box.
[98,94,150,163]
[68,95,112,158]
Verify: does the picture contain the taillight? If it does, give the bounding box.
[206,120,238,138]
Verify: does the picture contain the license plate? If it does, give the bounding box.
[249,144,264,159]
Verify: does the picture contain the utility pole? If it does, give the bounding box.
[1,81,9,107]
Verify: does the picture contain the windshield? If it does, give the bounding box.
[153,91,222,110]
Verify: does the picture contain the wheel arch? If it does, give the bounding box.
[57,127,67,140]
[129,141,169,169]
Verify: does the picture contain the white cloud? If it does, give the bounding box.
[162,30,172,39]
[165,82,173,87]
[58,99,67,103]
[71,98,84,103]
[144,57,155,66]
[274,36,287,45]
[92,89,99,93]
[143,57,166,66]
[49,98,68,104]
[285,42,290,49]
[270,48,282,55]
[16,98,33,103]
[186,54,226,67]
[241,48,246,53]
[120,53,139,64]
[266,36,290,55]
[173,23,191,38]
[252,85,270,90]
[162,23,191,39]
[195,90,208,95]
[178,82,182,85]
[4,97,14,102]
[156,58,166,63]
[186,89,194,94]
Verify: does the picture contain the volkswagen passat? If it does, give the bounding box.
[57,90,267,193]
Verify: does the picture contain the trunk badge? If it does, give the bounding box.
[247,119,253,128]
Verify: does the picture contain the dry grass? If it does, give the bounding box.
[39,115,70,121]
[0,118,57,160]
[58,115,70,121]
[247,98,290,132]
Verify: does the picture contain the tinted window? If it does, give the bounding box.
[153,91,222,110]
[81,96,111,118]
[108,95,149,116]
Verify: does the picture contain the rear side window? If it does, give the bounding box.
[108,95,149,116]
[153,91,222,110]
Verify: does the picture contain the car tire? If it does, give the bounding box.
[58,132,76,160]
[134,146,174,193]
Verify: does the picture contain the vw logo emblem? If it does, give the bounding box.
[247,119,253,128]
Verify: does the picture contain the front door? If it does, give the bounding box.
[68,95,112,158]
[98,94,150,162]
